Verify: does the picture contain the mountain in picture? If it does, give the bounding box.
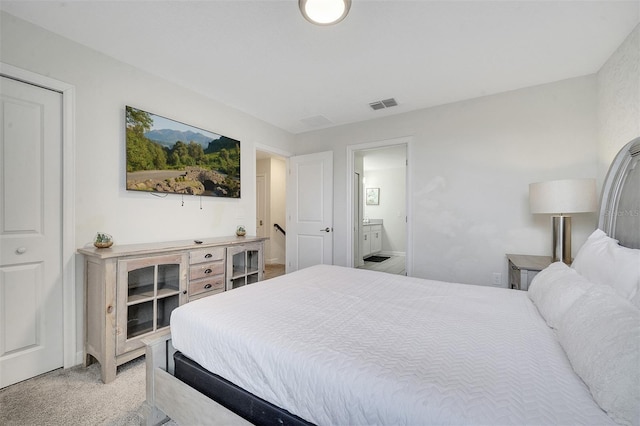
[144,129,213,148]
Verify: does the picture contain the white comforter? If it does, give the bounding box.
[171,264,614,425]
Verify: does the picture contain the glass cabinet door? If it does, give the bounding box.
[226,243,263,291]
[117,253,187,355]
[231,251,246,284]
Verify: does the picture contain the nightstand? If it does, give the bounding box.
[506,254,553,291]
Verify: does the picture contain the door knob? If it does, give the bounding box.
[16,247,27,254]
[320,227,331,232]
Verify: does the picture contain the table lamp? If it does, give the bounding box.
[529,178,597,264]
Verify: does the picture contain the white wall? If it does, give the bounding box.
[1,12,294,357]
[1,12,294,248]
[597,24,640,177]
[294,76,599,286]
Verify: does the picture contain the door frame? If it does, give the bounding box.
[346,136,413,275]
[254,143,292,265]
[256,173,267,238]
[1,63,77,368]
[353,171,362,267]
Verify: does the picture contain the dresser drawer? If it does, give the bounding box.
[189,275,225,297]
[190,260,224,280]
[190,247,225,265]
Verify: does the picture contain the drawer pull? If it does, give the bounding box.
[204,283,212,289]
[204,268,212,274]
[205,253,213,258]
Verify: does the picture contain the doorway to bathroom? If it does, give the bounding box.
[348,138,411,276]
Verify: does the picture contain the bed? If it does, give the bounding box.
[143,137,639,426]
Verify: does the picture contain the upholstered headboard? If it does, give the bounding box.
[598,137,640,249]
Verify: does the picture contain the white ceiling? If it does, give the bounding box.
[2,1,638,134]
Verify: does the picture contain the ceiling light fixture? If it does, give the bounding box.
[299,0,351,25]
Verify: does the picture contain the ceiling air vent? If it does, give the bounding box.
[369,98,398,111]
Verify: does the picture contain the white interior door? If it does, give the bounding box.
[0,76,63,388]
[286,151,333,273]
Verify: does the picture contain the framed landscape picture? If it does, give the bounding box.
[366,188,379,205]
[125,106,240,198]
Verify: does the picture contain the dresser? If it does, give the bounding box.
[79,236,266,383]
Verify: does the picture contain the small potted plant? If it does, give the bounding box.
[236,225,246,237]
[94,232,113,248]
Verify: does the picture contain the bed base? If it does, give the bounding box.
[173,352,313,426]
[142,335,251,426]
[143,335,311,426]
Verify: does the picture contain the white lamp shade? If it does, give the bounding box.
[529,178,597,214]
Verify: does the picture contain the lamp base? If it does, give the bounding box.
[552,215,572,264]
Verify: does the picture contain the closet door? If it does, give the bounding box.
[0,76,63,388]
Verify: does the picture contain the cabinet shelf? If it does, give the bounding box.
[157,288,181,299]
[126,288,181,305]
[231,266,244,278]
[230,269,258,278]
[127,320,153,339]
[127,291,154,305]
[127,322,171,340]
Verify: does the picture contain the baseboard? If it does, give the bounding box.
[379,251,406,257]
[75,350,84,366]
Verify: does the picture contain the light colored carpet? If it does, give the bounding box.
[0,357,148,426]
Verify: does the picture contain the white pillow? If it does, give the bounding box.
[558,286,640,426]
[528,262,595,329]
[572,229,640,303]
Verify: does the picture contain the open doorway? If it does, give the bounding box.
[256,149,287,279]
[348,138,411,276]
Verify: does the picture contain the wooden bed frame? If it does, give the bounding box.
[142,337,251,425]
[142,137,640,426]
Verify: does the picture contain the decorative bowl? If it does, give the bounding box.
[94,241,113,248]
